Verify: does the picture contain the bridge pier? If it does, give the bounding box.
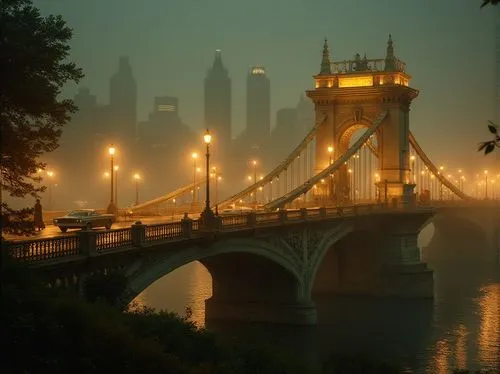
[378,212,434,298]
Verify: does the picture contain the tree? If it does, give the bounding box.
[481,0,500,7]
[0,0,83,231]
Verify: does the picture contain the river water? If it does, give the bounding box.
[132,223,500,373]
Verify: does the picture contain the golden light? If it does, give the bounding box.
[410,155,416,161]
[172,198,176,203]
[47,171,54,177]
[348,169,353,174]
[258,187,263,191]
[196,167,201,173]
[439,166,444,171]
[108,146,116,156]
[104,172,110,178]
[458,169,462,173]
[133,173,141,181]
[327,146,333,154]
[259,176,263,180]
[217,176,222,181]
[247,176,252,181]
[338,75,373,88]
[421,171,425,175]
[192,152,198,159]
[252,160,257,166]
[484,170,488,175]
[114,165,119,171]
[203,130,211,144]
[37,168,43,173]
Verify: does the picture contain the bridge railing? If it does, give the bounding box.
[6,235,80,262]
[4,202,426,265]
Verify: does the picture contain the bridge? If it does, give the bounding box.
[4,35,500,325]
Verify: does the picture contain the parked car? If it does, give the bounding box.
[53,209,115,232]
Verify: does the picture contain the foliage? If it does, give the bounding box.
[0,0,83,231]
[82,269,130,308]
[480,0,500,7]
[478,121,500,155]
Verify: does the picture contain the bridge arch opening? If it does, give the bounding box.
[311,229,382,296]
[424,213,489,264]
[127,242,303,324]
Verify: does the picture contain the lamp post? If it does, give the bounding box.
[47,171,54,210]
[201,129,215,226]
[327,146,333,200]
[252,160,257,185]
[410,155,416,183]
[439,166,444,200]
[114,165,119,210]
[133,173,141,206]
[107,146,117,214]
[191,152,198,204]
[485,170,489,199]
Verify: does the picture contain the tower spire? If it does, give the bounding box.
[320,37,331,75]
[384,34,396,71]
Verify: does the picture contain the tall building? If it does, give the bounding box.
[204,50,231,158]
[109,56,137,139]
[295,94,315,143]
[269,108,297,164]
[246,66,270,150]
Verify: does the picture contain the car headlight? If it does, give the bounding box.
[77,219,82,223]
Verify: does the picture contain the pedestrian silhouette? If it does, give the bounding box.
[34,199,45,231]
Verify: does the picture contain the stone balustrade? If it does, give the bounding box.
[3,203,421,265]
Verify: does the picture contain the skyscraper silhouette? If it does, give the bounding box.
[204,50,231,160]
[246,66,270,151]
[109,56,137,140]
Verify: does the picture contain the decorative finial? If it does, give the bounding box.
[320,38,331,75]
[384,34,396,71]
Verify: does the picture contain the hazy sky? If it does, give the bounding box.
[35,0,497,172]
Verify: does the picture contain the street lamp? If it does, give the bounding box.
[252,160,257,185]
[114,165,119,209]
[191,152,198,204]
[327,146,334,200]
[201,129,215,225]
[106,146,117,214]
[133,173,141,206]
[46,171,54,210]
[485,170,489,199]
[410,155,416,183]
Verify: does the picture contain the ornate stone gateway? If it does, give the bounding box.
[308,35,418,203]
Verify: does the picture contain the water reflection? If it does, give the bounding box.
[477,284,500,369]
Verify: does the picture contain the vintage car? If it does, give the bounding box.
[53,209,115,232]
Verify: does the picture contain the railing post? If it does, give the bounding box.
[300,208,307,221]
[337,206,344,216]
[247,212,257,227]
[319,207,326,218]
[131,221,146,247]
[181,213,193,238]
[78,230,97,257]
[278,209,288,224]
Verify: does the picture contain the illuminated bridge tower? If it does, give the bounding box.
[307,35,418,203]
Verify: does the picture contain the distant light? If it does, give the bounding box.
[192,152,198,159]
[114,165,119,171]
[108,146,116,156]
[47,171,54,177]
[251,66,265,75]
[133,173,141,181]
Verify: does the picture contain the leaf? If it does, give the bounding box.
[488,124,498,134]
[478,141,492,151]
[485,143,496,154]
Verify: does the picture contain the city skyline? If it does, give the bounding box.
[34,0,497,173]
